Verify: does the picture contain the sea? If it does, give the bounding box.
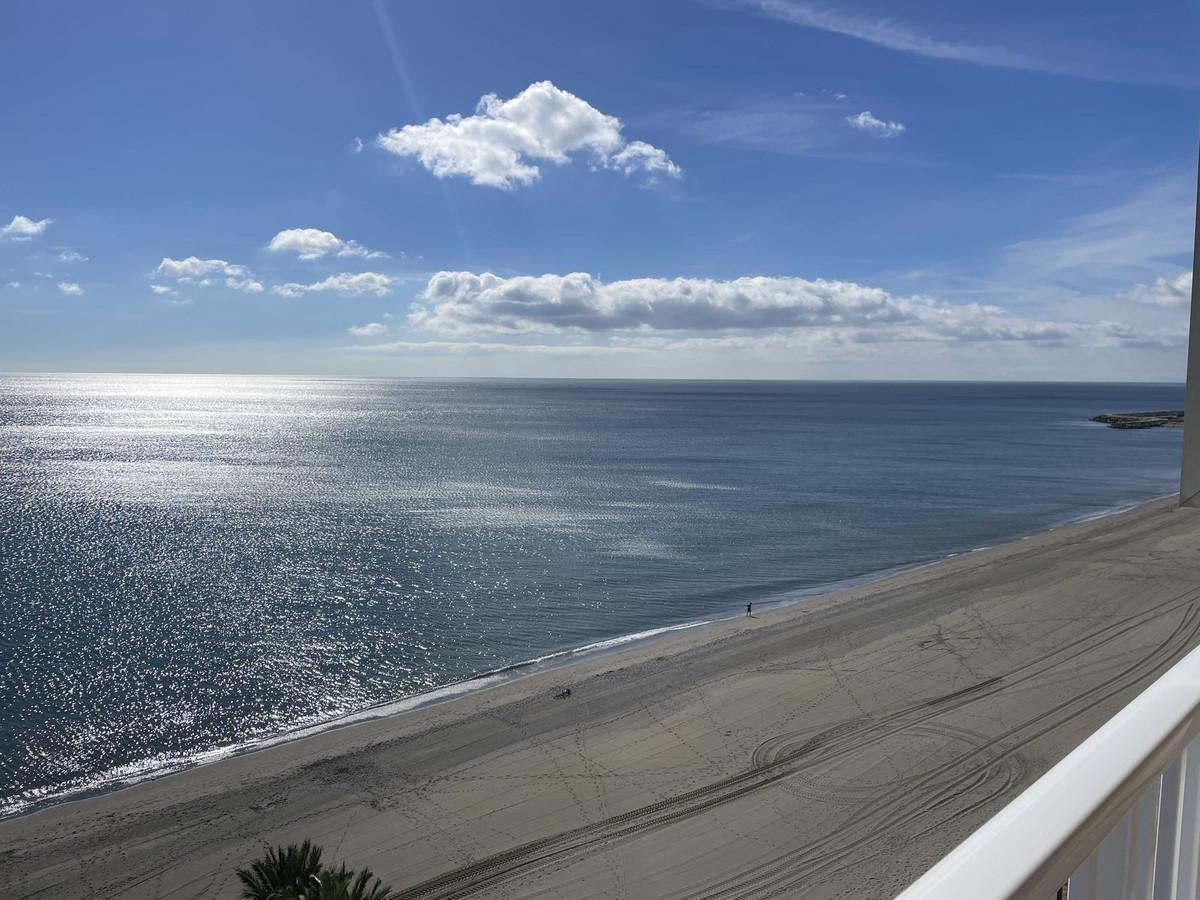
[0,375,1185,817]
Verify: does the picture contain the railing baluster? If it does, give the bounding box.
[1096,807,1134,900]
[1154,759,1184,900]
[1069,848,1099,900]
[1175,738,1200,899]
[1127,778,1162,899]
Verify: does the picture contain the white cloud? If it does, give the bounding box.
[348,322,389,336]
[1,215,52,241]
[57,248,88,263]
[155,256,263,293]
[352,319,1178,360]
[7,281,20,288]
[57,282,83,296]
[156,256,251,280]
[409,270,1074,344]
[225,276,264,294]
[267,228,387,261]
[353,137,364,154]
[272,272,395,298]
[845,111,905,138]
[608,141,682,179]
[376,80,680,189]
[1122,271,1192,308]
[150,284,175,295]
[350,339,640,357]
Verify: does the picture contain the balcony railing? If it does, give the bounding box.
[896,643,1200,900]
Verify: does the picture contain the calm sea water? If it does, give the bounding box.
[0,375,1185,816]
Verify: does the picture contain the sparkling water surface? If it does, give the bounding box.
[0,375,1185,816]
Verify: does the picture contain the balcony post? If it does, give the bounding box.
[1180,145,1200,505]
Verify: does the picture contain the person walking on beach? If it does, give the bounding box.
[746,602,753,617]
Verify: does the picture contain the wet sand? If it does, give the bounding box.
[5,496,1200,899]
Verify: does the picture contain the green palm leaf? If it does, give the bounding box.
[235,840,325,900]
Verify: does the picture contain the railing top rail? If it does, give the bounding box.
[896,643,1200,899]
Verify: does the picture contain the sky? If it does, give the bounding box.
[1,0,1197,380]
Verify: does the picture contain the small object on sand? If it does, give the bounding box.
[554,688,572,699]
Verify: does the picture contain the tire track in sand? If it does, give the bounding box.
[391,586,1200,899]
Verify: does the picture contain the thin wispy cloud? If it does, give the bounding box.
[1001,174,1195,290]
[272,272,396,298]
[348,321,390,336]
[724,0,1194,86]
[350,339,642,357]
[665,93,832,153]
[896,172,1196,338]
[743,0,1040,67]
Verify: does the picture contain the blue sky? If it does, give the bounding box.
[1,0,1196,379]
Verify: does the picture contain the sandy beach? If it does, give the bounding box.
[5,495,1200,899]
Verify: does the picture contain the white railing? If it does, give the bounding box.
[896,643,1200,900]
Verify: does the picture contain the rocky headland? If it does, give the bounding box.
[1091,410,1184,429]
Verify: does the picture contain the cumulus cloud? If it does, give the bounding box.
[225,276,265,294]
[1122,271,1192,307]
[1,215,52,241]
[267,228,387,261]
[408,271,1074,345]
[845,111,906,138]
[150,284,175,295]
[348,322,389,336]
[608,141,681,177]
[57,282,83,296]
[375,80,680,189]
[155,256,263,293]
[156,256,250,280]
[57,248,88,263]
[7,281,21,288]
[272,272,395,298]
